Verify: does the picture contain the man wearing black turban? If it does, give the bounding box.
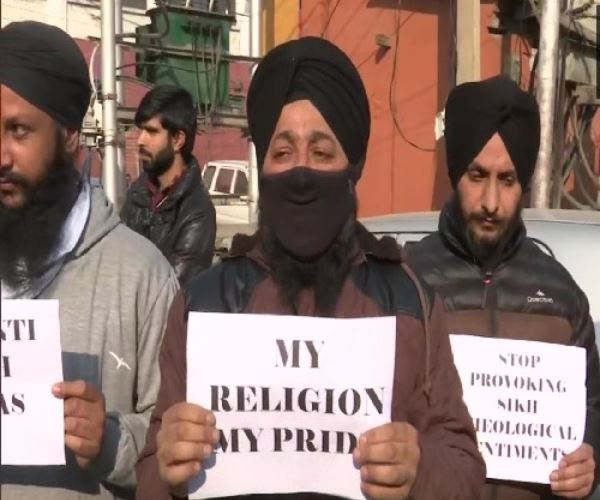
[137,36,485,500]
[1,21,179,500]
[410,76,600,500]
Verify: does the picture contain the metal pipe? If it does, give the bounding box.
[115,0,127,192]
[100,0,123,209]
[247,0,261,225]
[531,0,561,208]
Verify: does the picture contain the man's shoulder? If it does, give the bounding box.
[353,256,435,321]
[99,222,174,276]
[183,256,266,313]
[515,237,577,287]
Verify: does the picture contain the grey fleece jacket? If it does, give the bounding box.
[1,186,179,499]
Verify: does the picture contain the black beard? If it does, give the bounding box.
[453,194,523,268]
[140,143,175,178]
[0,139,80,291]
[259,212,358,317]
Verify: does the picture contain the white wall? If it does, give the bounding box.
[1,0,146,37]
[4,0,253,56]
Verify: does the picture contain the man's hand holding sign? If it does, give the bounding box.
[550,442,595,498]
[354,423,420,500]
[52,380,106,470]
[157,403,219,497]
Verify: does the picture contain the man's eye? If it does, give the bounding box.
[13,125,30,138]
[313,150,333,160]
[273,150,290,159]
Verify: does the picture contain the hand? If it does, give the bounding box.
[353,422,421,500]
[550,443,595,498]
[157,402,220,496]
[52,381,106,470]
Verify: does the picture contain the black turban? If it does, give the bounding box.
[0,21,91,130]
[247,36,370,182]
[444,75,540,189]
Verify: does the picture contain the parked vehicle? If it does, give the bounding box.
[201,160,250,225]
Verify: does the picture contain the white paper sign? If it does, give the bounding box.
[450,335,586,484]
[1,299,65,465]
[186,313,396,499]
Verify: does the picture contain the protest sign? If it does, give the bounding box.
[186,313,396,499]
[450,335,586,484]
[1,299,65,465]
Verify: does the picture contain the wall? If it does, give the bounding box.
[295,0,513,217]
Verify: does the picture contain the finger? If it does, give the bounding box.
[64,397,96,419]
[64,416,97,440]
[550,461,594,482]
[161,441,214,466]
[560,443,594,466]
[551,473,594,496]
[53,381,102,402]
[166,421,220,445]
[65,434,100,459]
[355,442,406,466]
[164,403,216,427]
[362,423,411,446]
[161,461,201,488]
[361,464,412,487]
[361,481,408,500]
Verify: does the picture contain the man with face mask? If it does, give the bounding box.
[121,85,216,284]
[135,37,485,500]
[409,76,600,500]
[0,21,179,499]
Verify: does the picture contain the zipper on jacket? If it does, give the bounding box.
[481,270,499,337]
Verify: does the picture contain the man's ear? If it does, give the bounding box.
[172,130,186,154]
[64,129,80,155]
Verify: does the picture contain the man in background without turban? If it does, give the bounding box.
[409,76,600,500]
[0,21,178,500]
[136,36,485,500]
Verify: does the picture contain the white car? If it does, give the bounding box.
[363,208,600,498]
[201,160,250,225]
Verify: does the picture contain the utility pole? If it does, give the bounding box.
[115,0,127,192]
[455,0,480,84]
[100,0,123,210]
[531,0,560,208]
[247,0,261,226]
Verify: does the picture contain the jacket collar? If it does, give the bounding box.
[132,157,201,209]
[438,198,526,271]
[226,221,404,267]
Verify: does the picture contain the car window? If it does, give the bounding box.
[233,171,248,196]
[203,165,216,190]
[215,168,234,193]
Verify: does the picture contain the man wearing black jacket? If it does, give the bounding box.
[409,75,600,500]
[121,85,216,284]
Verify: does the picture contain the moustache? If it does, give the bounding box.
[471,212,501,224]
[0,169,28,188]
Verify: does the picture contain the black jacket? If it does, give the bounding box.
[408,204,600,500]
[121,159,216,285]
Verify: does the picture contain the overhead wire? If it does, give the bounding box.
[321,0,342,38]
[389,0,436,153]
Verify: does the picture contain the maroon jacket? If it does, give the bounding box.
[136,226,485,499]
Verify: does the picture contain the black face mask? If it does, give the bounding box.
[259,167,355,261]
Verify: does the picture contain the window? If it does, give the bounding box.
[215,168,234,193]
[233,171,248,196]
[123,0,147,9]
[203,165,216,190]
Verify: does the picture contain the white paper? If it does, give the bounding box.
[1,299,65,465]
[186,313,396,499]
[450,335,586,484]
